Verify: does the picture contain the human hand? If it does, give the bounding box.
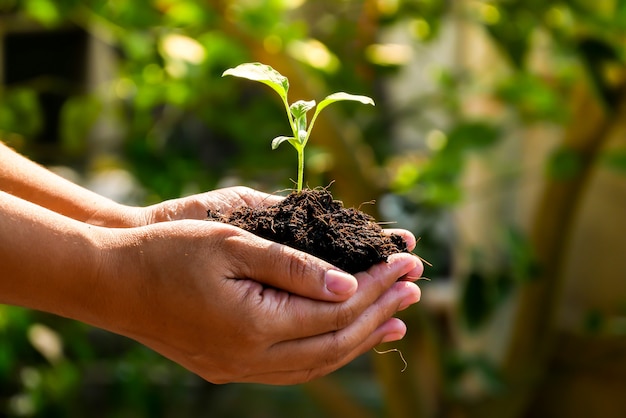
[95,220,423,385]
[128,186,280,226]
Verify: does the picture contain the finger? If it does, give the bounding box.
[208,186,283,211]
[233,316,409,385]
[164,187,283,221]
[254,280,419,382]
[228,249,420,342]
[229,186,283,208]
[221,226,357,302]
[275,252,418,336]
[387,252,424,282]
[383,228,416,251]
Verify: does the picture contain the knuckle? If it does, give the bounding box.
[238,295,271,341]
[215,222,248,242]
[320,335,343,366]
[332,303,358,330]
[285,250,312,281]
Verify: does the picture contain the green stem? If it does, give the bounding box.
[297,148,304,192]
[283,99,297,140]
[282,98,304,191]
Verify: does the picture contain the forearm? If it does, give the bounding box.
[0,142,140,227]
[0,191,117,325]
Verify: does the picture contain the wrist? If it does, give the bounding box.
[0,193,118,325]
[77,226,142,333]
[57,224,153,337]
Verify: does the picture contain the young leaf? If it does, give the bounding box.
[223,62,375,192]
[315,92,375,116]
[222,62,289,105]
[307,92,375,144]
[290,100,315,135]
[271,135,295,150]
[290,100,316,119]
[289,100,315,132]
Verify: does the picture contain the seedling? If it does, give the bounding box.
[222,62,375,192]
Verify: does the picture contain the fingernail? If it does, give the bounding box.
[325,270,357,296]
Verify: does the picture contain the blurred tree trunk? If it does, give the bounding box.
[466,77,626,418]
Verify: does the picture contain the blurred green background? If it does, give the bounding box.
[1,0,626,417]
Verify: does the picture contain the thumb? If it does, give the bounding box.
[222,228,357,302]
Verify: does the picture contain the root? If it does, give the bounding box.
[373,347,408,372]
[417,255,433,267]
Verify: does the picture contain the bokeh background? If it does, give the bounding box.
[1,0,626,417]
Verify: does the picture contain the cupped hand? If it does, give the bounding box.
[138,186,282,224]
[98,220,423,385]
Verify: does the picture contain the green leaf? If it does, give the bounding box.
[315,92,375,116]
[271,135,296,150]
[290,100,316,119]
[222,62,289,105]
[290,100,315,133]
[307,92,374,144]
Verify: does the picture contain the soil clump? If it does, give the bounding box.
[207,188,408,274]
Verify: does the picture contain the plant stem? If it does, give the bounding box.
[283,98,304,191]
[297,148,304,192]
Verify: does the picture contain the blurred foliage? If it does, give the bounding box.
[1,0,626,417]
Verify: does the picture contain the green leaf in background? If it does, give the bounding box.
[0,89,43,139]
[23,0,61,27]
[481,5,532,68]
[59,95,103,156]
[546,146,583,180]
[121,31,155,61]
[162,0,208,26]
[497,73,566,121]
[601,148,626,175]
[445,121,500,153]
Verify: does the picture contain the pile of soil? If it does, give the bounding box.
[207,188,408,274]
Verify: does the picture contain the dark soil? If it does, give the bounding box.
[206,188,408,274]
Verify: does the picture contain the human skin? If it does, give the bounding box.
[0,142,423,384]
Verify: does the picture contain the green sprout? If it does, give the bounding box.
[222,62,375,192]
